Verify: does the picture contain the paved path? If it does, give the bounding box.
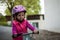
[0,26,12,40]
[0,26,60,40]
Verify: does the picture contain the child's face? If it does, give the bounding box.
[16,12,25,21]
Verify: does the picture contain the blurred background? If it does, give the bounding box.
[0,0,42,26]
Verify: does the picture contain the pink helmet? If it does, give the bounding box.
[12,5,26,14]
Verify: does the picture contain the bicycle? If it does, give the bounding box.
[12,31,39,40]
[22,32,39,40]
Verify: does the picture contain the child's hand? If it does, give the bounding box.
[33,30,39,34]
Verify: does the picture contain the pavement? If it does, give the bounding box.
[0,26,60,40]
[0,26,12,40]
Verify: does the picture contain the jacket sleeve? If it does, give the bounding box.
[26,21,36,31]
[12,23,17,34]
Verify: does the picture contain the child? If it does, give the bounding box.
[12,5,39,40]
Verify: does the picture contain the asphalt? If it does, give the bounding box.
[0,26,12,40]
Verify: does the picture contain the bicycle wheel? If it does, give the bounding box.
[23,35,31,40]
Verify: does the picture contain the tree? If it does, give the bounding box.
[1,0,41,15]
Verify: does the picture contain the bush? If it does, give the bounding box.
[0,16,11,27]
[0,22,7,25]
[0,22,11,27]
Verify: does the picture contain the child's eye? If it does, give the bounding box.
[18,15,20,16]
[19,15,21,16]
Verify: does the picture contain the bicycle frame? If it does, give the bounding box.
[23,34,30,40]
[22,32,39,40]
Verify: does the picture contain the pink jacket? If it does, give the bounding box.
[12,19,35,40]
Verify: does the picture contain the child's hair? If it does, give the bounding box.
[13,13,18,18]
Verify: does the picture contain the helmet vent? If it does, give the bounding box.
[15,7,17,9]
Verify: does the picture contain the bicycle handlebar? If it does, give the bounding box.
[12,31,39,38]
[22,31,39,36]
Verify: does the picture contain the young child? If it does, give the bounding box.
[12,5,39,40]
